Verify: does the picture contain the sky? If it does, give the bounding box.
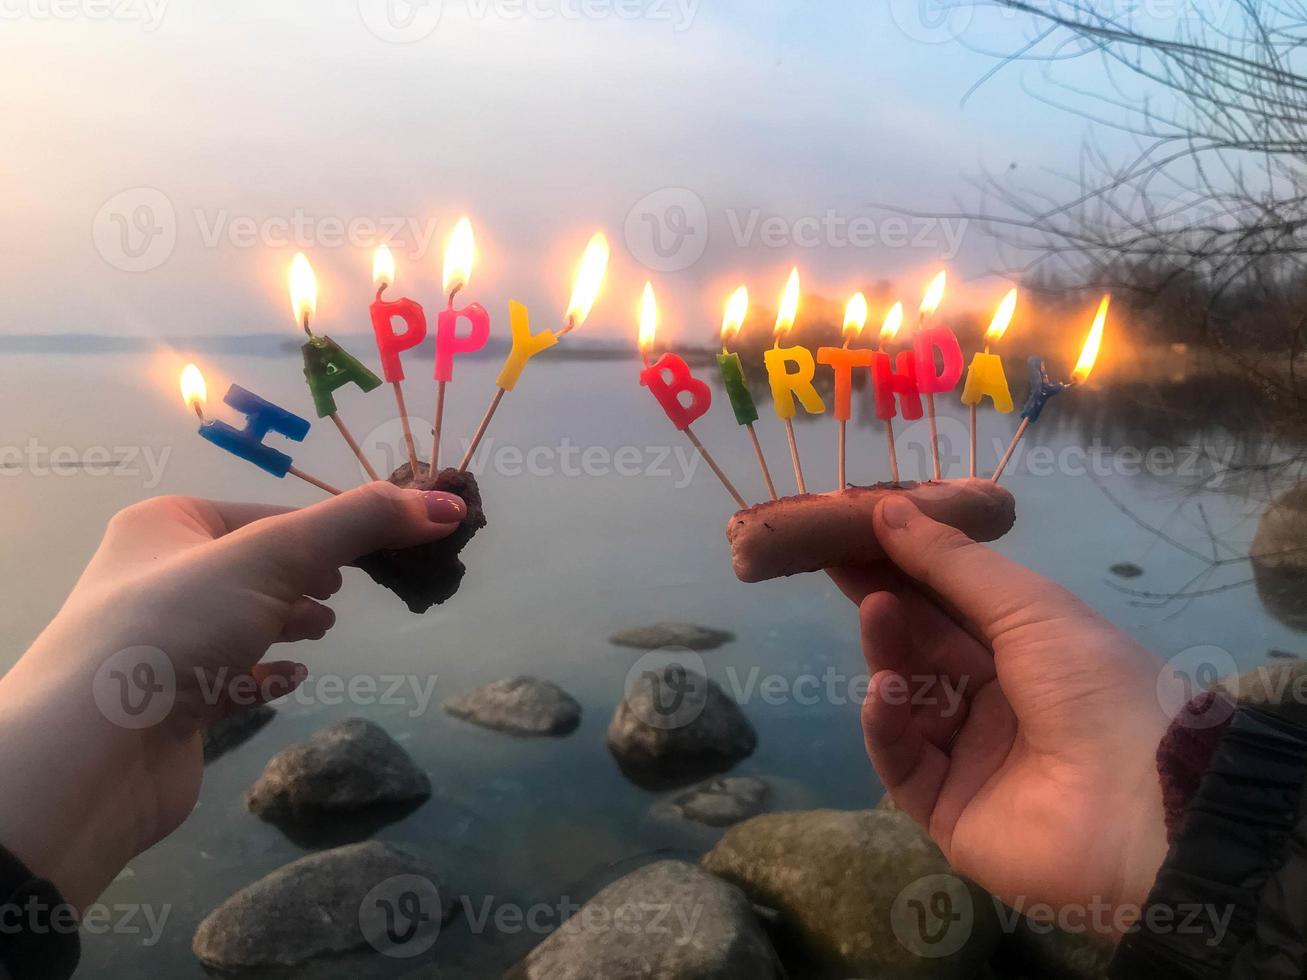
[0,0,1157,341]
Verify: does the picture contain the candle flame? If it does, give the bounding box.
[180,363,207,410]
[843,292,868,342]
[372,245,395,288]
[773,267,801,340]
[720,286,749,347]
[879,301,905,346]
[1072,295,1110,384]
[638,282,658,353]
[985,288,1018,345]
[919,270,946,315]
[289,253,318,328]
[565,232,610,329]
[442,217,475,294]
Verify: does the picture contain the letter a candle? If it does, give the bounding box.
[369,245,426,475]
[717,286,777,501]
[817,293,873,488]
[993,295,1109,483]
[457,232,610,472]
[763,268,825,494]
[289,253,383,482]
[180,363,342,495]
[961,287,1017,477]
[637,283,747,509]
[433,217,491,471]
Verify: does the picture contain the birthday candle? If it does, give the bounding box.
[369,245,426,475]
[458,233,609,472]
[961,288,1017,477]
[993,295,1109,482]
[763,268,824,494]
[637,283,746,509]
[717,286,777,501]
[180,365,341,495]
[432,218,491,471]
[290,254,383,482]
[817,293,873,488]
[914,270,949,480]
[872,302,917,483]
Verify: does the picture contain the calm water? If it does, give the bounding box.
[0,351,1298,977]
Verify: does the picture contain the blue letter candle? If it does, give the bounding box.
[200,385,311,478]
[1019,357,1069,423]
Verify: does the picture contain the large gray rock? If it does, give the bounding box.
[610,623,735,651]
[702,809,1000,979]
[607,667,756,788]
[1253,483,1307,630]
[666,776,769,828]
[246,718,431,818]
[203,704,276,764]
[444,677,581,736]
[193,841,452,970]
[506,860,783,979]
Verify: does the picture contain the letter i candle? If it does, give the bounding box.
[638,283,747,509]
[992,295,1109,483]
[717,286,778,501]
[764,268,825,494]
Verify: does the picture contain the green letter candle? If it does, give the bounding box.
[301,336,383,418]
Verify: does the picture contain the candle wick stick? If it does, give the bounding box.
[838,419,847,489]
[886,417,900,484]
[288,465,342,496]
[925,392,942,481]
[783,419,806,494]
[746,423,778,501]
[992,417,1030,483]
[431,381,446,475]
[458,387,505,473]
[968,403,978,479]
[391,381,421,476]
[683,425,748,510]
[329,412,381,482]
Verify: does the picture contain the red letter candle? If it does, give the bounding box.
[370,245,424,474]
[431,217,491,470]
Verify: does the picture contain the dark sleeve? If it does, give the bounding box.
[0,845,80,980]
[1111,703,1307,979]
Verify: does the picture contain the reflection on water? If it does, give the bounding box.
[0,350,1302,977]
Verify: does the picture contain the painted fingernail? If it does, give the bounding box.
[879,495,918,530]
[422,490,466,524]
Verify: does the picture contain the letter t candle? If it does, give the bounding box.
[638,283,747,509]
[817,293,873,489]
[717,286,777,501]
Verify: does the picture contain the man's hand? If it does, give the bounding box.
[833,495,1176,934]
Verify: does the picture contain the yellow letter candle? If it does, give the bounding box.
[765,268,823,495]
[496,301,558,393]
[961,288,1017,477]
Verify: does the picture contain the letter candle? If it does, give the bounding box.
[992,295,1108,483]
[873,301,918,483]
[290,254,383,482]
[180,364,342,495]
[369,245,425,475]
[717,286,777,501]
[458,232,609,472]
[637,283,747,509]
[915,271,948,480]
[817,293,873,489]
[961,288,1017,477]
[432,218,491,471]
[763,268,825,494]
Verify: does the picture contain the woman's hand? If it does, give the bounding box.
[833,495,1177,936]
[0,483,465,908]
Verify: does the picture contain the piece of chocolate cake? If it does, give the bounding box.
[353,463,488,613]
